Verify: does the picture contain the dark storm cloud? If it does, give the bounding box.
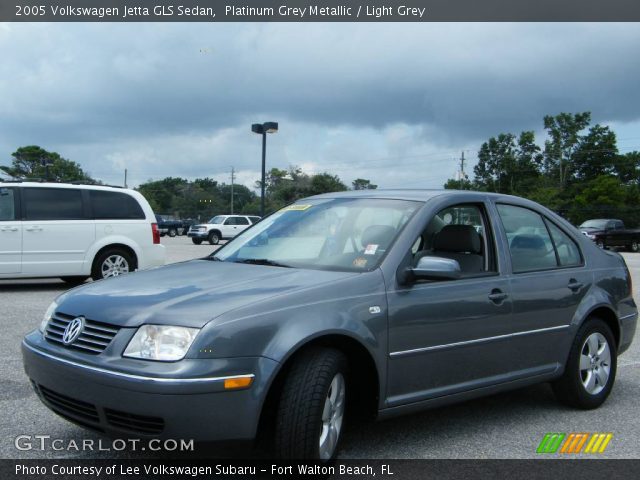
[0,23,639,186]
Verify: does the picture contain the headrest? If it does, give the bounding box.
[361,225,396,248]
[510,234,546,251]
[433,224,481,254]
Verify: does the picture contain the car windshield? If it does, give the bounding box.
[579,220,608,229]
[213,198,421,272]
[208,216,225,224]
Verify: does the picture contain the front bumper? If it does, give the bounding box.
[187,231,208,239]
[22,332,278,441]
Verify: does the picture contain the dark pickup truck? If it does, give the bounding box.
[579,218,640,252]
[154,215,190,237]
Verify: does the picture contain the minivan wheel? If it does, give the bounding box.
[168,228,177,237]
[552,318,617,409]
[92,249,134,280]
[274,348,347,460]
[191,238,203,245]
[208,232,220,245]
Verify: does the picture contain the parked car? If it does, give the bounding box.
[0,181,165,283]
[187,214,260,245]
[23,190,636,460]
[155,215,187,237]
[579,218,640,252]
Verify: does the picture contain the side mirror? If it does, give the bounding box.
[409,256,461,281]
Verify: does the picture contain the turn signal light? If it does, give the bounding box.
[224,376,254,390]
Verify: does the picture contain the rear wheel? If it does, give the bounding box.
[92,249,134,281]
[552,317,617,409]
[168,228,177,237]
[628,240,639,252]
[191,238,203,245]
[274,348,347,460]
[208,231,220,245]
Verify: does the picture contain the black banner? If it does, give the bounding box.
[2,0,640,22]
[3,459,640,480]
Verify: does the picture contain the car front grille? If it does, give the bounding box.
[45,312,120,354]
[104,408,165,434]
[37,384,100,424]
[32,383,165,435]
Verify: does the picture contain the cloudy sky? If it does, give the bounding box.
[1,22,640,189]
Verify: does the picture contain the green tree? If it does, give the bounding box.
[572,124,618,181]
[1,145,96,183]
[543,112,591,187]
[352,178,378,190]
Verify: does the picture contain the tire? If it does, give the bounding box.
[191,238,203,245]
[168,228,177,238]
[552,317,617,409]
[91,249,135,281]
[596,240,605,249]
[628,240,639,252]
[208,231,220,245]
[274,348,348,460]
[60,276,88,286]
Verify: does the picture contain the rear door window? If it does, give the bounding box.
[235,217,249,225]
[23,188,84,220]
[89,191,145,219]
[0,188,16,221]
[496,204,557,272]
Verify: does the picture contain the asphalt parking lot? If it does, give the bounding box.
[1,236,639,459]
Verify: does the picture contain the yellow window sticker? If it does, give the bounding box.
[282,204,312,211]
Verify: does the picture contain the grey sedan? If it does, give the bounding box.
[22,190,637,460]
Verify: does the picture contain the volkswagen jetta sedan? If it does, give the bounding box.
[22,190,637,460]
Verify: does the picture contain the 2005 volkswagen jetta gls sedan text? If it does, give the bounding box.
[22,190,637,459]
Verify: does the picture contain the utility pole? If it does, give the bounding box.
[124,169,128,188]
[459,151,466,178]
[230,166,235,214]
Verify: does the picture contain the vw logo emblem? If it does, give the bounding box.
[62,317,84,345]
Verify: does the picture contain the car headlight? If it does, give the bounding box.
[40,301,58,333]
[587,234,596,240]
[123,325,200,361]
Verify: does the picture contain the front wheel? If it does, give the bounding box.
[92,249,134,281]
[208,232,220,245]
[191,238,203,245]
[552,318,617,409]
[168,228,177,238]
[274,348,347,460]
[628,240,639,252]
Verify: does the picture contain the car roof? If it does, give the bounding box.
[304,189,527,203]
[0,181,130,192]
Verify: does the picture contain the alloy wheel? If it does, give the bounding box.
[580,332,611,395]
[319,373,346,460]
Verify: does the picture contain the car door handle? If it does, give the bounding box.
[0,226,18,232]
[488,289,508,304]
[568,280,583,292]
[25,226,42,232]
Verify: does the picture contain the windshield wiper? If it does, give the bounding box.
[235,258,291,268]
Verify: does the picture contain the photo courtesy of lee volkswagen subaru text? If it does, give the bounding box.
[0,181,165,283]
[22,190,637,460]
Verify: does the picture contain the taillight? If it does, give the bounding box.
[151,223,161,244]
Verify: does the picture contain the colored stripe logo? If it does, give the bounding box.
[537,433,613,454]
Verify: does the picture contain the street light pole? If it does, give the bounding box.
[252,122,278,217]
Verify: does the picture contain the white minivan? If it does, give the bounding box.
[0,182,165,284]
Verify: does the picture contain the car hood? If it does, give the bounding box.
[54,260,357,328]
[580,227,603,234]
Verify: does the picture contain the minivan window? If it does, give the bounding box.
[90,191,145,219]
[23,188,84,221]
[0,188,16,221]
[497,204,557,272]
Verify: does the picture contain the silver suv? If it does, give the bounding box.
[187,214,260,245]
